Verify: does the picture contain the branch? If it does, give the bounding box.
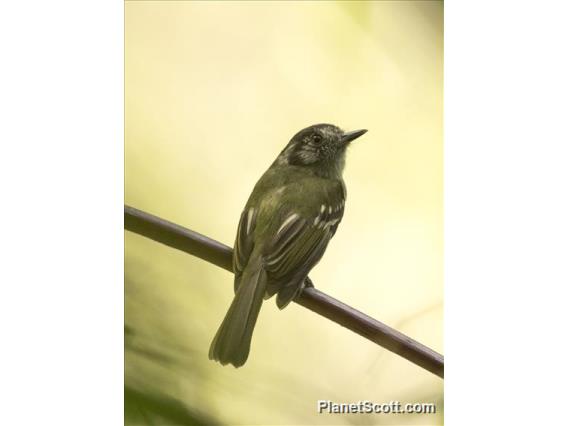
[125,205,444,378]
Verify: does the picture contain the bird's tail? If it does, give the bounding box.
[209,261,267,367]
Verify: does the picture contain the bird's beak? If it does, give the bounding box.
[341,129,368,145]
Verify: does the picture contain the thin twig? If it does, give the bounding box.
[124,205,444,378]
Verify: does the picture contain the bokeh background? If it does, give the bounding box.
[125,1,443,425]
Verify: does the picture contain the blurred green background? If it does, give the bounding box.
[125,1,443,425]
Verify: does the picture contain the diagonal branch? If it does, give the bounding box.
[124,205,444,378]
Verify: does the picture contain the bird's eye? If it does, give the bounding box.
[312,134,323,145]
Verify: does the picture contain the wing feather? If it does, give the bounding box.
[233,208,257,292]
[235,178,346,304]
[263,202,344,303]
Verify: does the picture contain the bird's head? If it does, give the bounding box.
[276,123,367,177]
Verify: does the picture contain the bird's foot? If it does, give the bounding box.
[303,276,315,289]
[294,277,314,303]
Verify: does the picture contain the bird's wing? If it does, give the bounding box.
[263,200,344,307]
[233,207,258,292]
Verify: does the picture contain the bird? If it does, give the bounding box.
[209,123,367,367]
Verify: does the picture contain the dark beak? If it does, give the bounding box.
[341,129,368,144]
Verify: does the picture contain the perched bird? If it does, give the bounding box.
[209,123,367,367]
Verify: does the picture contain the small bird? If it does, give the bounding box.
[209,123,367,367]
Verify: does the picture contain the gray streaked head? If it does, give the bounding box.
[277,124,367,168]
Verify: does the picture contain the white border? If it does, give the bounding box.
[0,1,123,424]
[446,1,568,424]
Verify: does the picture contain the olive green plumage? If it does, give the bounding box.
[209,123,367,367]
